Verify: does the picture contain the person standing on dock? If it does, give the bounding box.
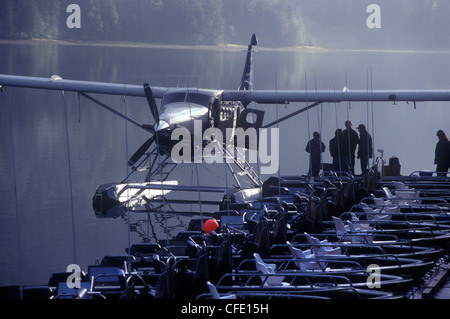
[330,129,350,173]
[356,124,373,175]
[305,131,326,177]
[343,120,359,175]
[434,130,450,176]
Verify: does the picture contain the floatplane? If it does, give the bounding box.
[1,34,450,221]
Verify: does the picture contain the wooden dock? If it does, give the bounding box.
[413,263,450,299]
[432,275,450,299]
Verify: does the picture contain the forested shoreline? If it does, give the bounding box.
[0,0,306,47]
[0,0,449,49]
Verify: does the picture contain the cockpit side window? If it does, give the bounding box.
[162,92,213,107]
[186,93,212,106]
[162,93,186,105]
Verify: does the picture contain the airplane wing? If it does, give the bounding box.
[1,73,450,103]
[221,89,450,103]
[0,74,168,98]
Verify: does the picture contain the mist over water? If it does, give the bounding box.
[0,41,449,286]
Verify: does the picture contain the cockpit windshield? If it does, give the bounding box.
[162,92,213,107]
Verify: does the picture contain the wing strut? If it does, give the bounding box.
[262,101,322,128]
[79,92,145,130]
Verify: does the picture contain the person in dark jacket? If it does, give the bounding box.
[329,129,349,173]
[435,130,450,176]
[356,124,373,175]
[305,131,326,176]
[343,120,359,175]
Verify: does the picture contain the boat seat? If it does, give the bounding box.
[383,187,418,205]
[371,194,396,211]
[304,233,341,256]
[253,253,277,273]
[88,266,127,292]
[395,181,422,202]
[392,181,409,190]
[361,203,391,221]
[371,196,387,206]
[53,281,90,299]
[333,216,360,242]
[253,253,286,286]
[382,187,396,200]
[348,221,373,243]
[370,195,400,213]
[383,205,400,214]
[286,241,320,271]
[332,216,350,235]
[304,232,328,246]
[272,216,287,244]
[207,281,236,299]
[347,221,358,232]
[396,189,419,199]
[392,182,419,197]
[350,213,374,231]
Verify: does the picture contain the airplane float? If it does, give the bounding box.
[1,34,450,219]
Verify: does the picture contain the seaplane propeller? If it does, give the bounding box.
[127,82,162,167]
[128,135,155,167]
[144,82,159,123]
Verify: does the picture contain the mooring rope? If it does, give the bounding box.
[62,89,77,265]
[305,72,313,178]
[275,73,281,196]
[8,97,23,299]
[370,66,376,168]
[313,71,325,175]
[344,71,353,174]
[333,85,343,173]
[122,86,133,265]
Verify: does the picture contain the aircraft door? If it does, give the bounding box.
[237,108,264,130]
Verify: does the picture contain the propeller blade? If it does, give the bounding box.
[128,135,155,166]
[143,82,159,123]
[141,124,154,132]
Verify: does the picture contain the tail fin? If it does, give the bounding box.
[236,34,264,149]
[238,34,258,91]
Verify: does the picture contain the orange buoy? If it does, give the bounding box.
[204,219,219,234]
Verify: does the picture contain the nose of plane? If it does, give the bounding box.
[152,119,173,156]
[154,120,170,132]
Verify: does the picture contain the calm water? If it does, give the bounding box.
[0,41,449,286]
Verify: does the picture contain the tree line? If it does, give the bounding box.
[0,0,306,47]
[1,0,448,49]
